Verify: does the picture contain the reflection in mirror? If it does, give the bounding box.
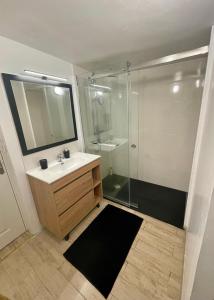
[2,74,78,155]
[11,81,75,149]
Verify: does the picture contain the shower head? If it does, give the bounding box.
[89,78,96,84]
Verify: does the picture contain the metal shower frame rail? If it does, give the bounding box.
[92,46,208,80]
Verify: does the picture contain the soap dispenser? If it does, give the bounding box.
[39,159,48,169]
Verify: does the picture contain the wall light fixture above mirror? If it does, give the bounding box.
[2,73,78,155]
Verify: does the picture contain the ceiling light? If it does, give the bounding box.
[54,87,64,95]
[24,70,67,82]
[172,84,180,94]
[195,79,200,88]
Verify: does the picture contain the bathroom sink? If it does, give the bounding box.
[48,157,87,173]
[26,152,101,184]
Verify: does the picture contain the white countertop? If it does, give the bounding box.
[26,152,101,184]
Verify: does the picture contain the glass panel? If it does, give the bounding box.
[128,73,139,208]
[128,56,207,217]
[78,55,207,227]
[78,74,130,207]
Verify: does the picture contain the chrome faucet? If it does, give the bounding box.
[57,153,64,164]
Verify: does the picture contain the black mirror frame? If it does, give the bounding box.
[2,73,78,156]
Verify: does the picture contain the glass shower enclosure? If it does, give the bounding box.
[78,73,131,207]
[78,55,207,221]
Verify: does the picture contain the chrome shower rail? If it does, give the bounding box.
[93,46,208,80]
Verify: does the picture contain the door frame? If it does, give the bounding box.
[0,128,26,230]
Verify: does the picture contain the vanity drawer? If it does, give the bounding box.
[54,171,93,215]
[59,190,95,236]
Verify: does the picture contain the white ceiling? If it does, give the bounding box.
[0,0,214,73]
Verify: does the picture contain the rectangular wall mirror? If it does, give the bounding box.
[2,73,78,155]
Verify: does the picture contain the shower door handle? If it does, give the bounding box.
[0,160,5,175]
[131,144,136,149]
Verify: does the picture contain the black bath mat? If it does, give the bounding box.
[63,204,143,298]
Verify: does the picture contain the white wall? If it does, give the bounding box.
[0,36,83,234]
[190,188,214,300]
[182,27,214,300]
[130,71,204,192]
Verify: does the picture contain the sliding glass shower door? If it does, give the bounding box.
[79,55,206,224]
[129,57,206,191]
[78,74,131,207]
[127,56,206,226]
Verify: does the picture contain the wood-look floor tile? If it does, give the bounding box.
[167,285,181,300]
[38,229,70,254]
[126,248,170,280]
[59,261,105,300]
[0,231,32,262]
[58,260,78,282]
[58,283,85,300]
[0,294,10,300]
[30,233,65,269]
[0,199,185,300]
[1,250,46,300]
[108,295,119,300]
[0,261,22,299]
[176,229,186,239]
[143,222,184,246]
[13,231,33,249]
[137,229,174,256]
[150,220,177,234]
[130,235,139,249]
[111,277,149,300]
[34,287,53,300]
[0,243,16,261]
[169,272,182,291]
[19,242,77,298]
[121,262,170,299]
[135,239,183,277]
[173,245,185,262]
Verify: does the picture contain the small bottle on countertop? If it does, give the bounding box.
[63,148,70,159]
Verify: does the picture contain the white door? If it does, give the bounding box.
[0,152,25,250]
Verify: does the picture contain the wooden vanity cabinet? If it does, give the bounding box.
[28,159,102,239]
